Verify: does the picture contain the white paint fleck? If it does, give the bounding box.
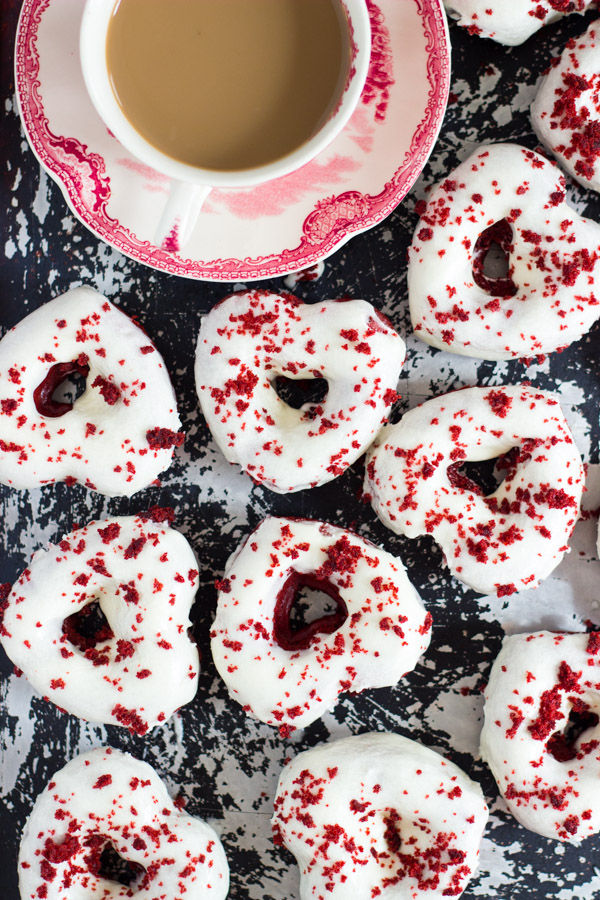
[0,674,36,799]
[15,209,31,257]
[423,673,484,756]
[32,168,51,225]
[556,871,600,898]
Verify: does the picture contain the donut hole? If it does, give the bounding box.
[547,700,600,763]
[33,358,90,418]
[84,834,146,888]
[272,374,328,411]
[472,219,518,298]
[447,456,509,497]
[50,369,88,406]
[289,584,340,631]
[62,598,114,653]
[274,572,348,651]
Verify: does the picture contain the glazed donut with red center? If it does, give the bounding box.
[210,516,431,735]
[481,631,600,843]
[443,0,594,45]
[364,385,584,596]
[532,21,600,193]
[18,747,229,900]
[0,514,199,735]
[408,143,600,359]
[0,286,183,496]
[195,290,404,493]
[272,732,488,900]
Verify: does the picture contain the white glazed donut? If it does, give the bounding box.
[443,0,595,45]
[532,21,600,193]
[481,631,600,842]
[0,514,199,734]
[0,286,183,496]
[408,143,600,360]
[195,290,404,493]
[364,385,584,596]
[210,516,431,735]
[18,747,229,900]
[272,732,489,900]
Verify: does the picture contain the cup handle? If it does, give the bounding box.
[154,181,211,253]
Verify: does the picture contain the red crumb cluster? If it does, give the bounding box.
[146,428,185,450]
[548,66,600,182]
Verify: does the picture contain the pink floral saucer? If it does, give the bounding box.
[15,0,450,282]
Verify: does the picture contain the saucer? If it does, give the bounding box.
[15,0,451,282]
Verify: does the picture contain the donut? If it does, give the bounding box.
[443,0,594,46]
[272,732,489,900]
[284,261,325,289]
[0,514,199,734]
[18,746,229,900]
[480,630,600,842]
[194,289,404,493]
[364,385,584,596]
[0,286,183,496]
[210,516,432,734]
[532,21,600,193]
[408,143,600,360]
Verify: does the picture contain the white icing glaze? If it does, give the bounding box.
[0,515,199,734]
[272,732,488,900]
[364,385,584,595]
[408,143,600,359]
[18,747,229,900]
[0,286,182,496]
[443,0,594,46]
[194,290,404,493]
[481,630,600,842]
[532,21,600,193]
[210,516,431,734]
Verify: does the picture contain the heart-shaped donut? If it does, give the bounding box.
[18,747,229,900]
[272,732,488,900]
[532,20,600,193]
[0,286,183,496]
[0,514,199,734]
[211,516,431,734]
[365,385,584,595]
[408,143,600,359]
[481,631,600,842]
[195,290,404,493]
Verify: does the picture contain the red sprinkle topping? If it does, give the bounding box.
[146,427,185,450]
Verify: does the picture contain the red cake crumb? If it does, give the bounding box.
[91,375,120,405]
[93,773,112,789]
[146,428,185,450]
[111,704,149,735]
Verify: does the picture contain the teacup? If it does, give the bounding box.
[80,0,371,253]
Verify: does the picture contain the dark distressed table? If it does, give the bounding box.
[1,2,600,898]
